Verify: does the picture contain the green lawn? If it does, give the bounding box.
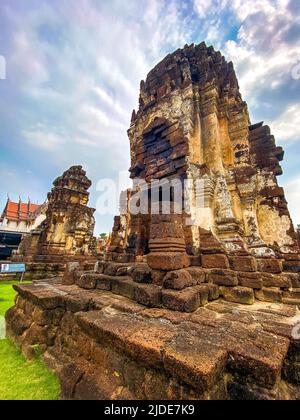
[0,281,60,400]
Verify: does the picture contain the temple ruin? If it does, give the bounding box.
[6,43,300,400]
[13,166,98,279]
[101,41,300,308]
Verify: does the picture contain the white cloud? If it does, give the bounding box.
[1,0,300,233]
[194,0,213,17]
[22,129,64,151]
[223,0,300,117]
[229,0,277,21]
[10,31,49,85]
[93,86,127,120]
[284,175,300,226]
[270,104,300,144]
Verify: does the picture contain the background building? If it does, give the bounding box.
[0,198,46,260]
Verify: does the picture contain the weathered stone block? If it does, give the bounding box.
[116,266,129,276]
[147,252,190,271]
[151,270,165,286]
[206,284,220,301]
[111,277,136,300]
[23,322,56,347]
[62,262,80,286]
[32,307,52,326]
[207,269,238,287]
[5,307,32,336]
[59,363,85,400]
[262,273,292,289]
[103,263,120,276]
[238,272,263,289]
[230,256,257,272]
[188,256,201,266]
[96,274,112,291]
[134,284,162,308]
[163,269,196,290]
[52,308,65,326]
[163,333,228,393]
[131,264,152,284]
[255,288,283,303]
[186,267,206,284]
[94,260,105,274]
[282,289,300,300]
[75,273,98,290]
[162,286,206,312]
[284,273,300,288]
[223,287,255,305]
[197,285,210,306]
[126,324,177,369]
[258,259,283,274]
[202,254,229,269]
[283,261,300,273]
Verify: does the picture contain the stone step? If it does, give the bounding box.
[283,289,300,300]
[75,271,222,313]
[255,288,283,304]
[75,310,228,395]
[75,307,290,395]
[282,297,300,307]
[162,284,219,313]
[163,269,197,290]
[91,274,162,309]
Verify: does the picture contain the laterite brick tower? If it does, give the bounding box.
[105,42,300,306]
[14,166,97,278]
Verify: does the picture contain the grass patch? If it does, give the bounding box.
[0,340,60,400]
[0,281,60,400]
[0,281,26,316]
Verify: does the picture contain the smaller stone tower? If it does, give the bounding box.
[14,166,97,278]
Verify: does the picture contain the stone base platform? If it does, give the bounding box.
[6,282,300,400]
[12,255,98,280]
[65,261,300,311]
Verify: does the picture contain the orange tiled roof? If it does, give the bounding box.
[1,200,42,223]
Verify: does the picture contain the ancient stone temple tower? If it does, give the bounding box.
[38,165,96,256]
[14,166,97,278]
[108,42,300,287]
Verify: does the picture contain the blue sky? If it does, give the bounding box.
[0,0,299,235]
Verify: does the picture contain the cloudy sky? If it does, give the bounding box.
[0,0,299,235]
